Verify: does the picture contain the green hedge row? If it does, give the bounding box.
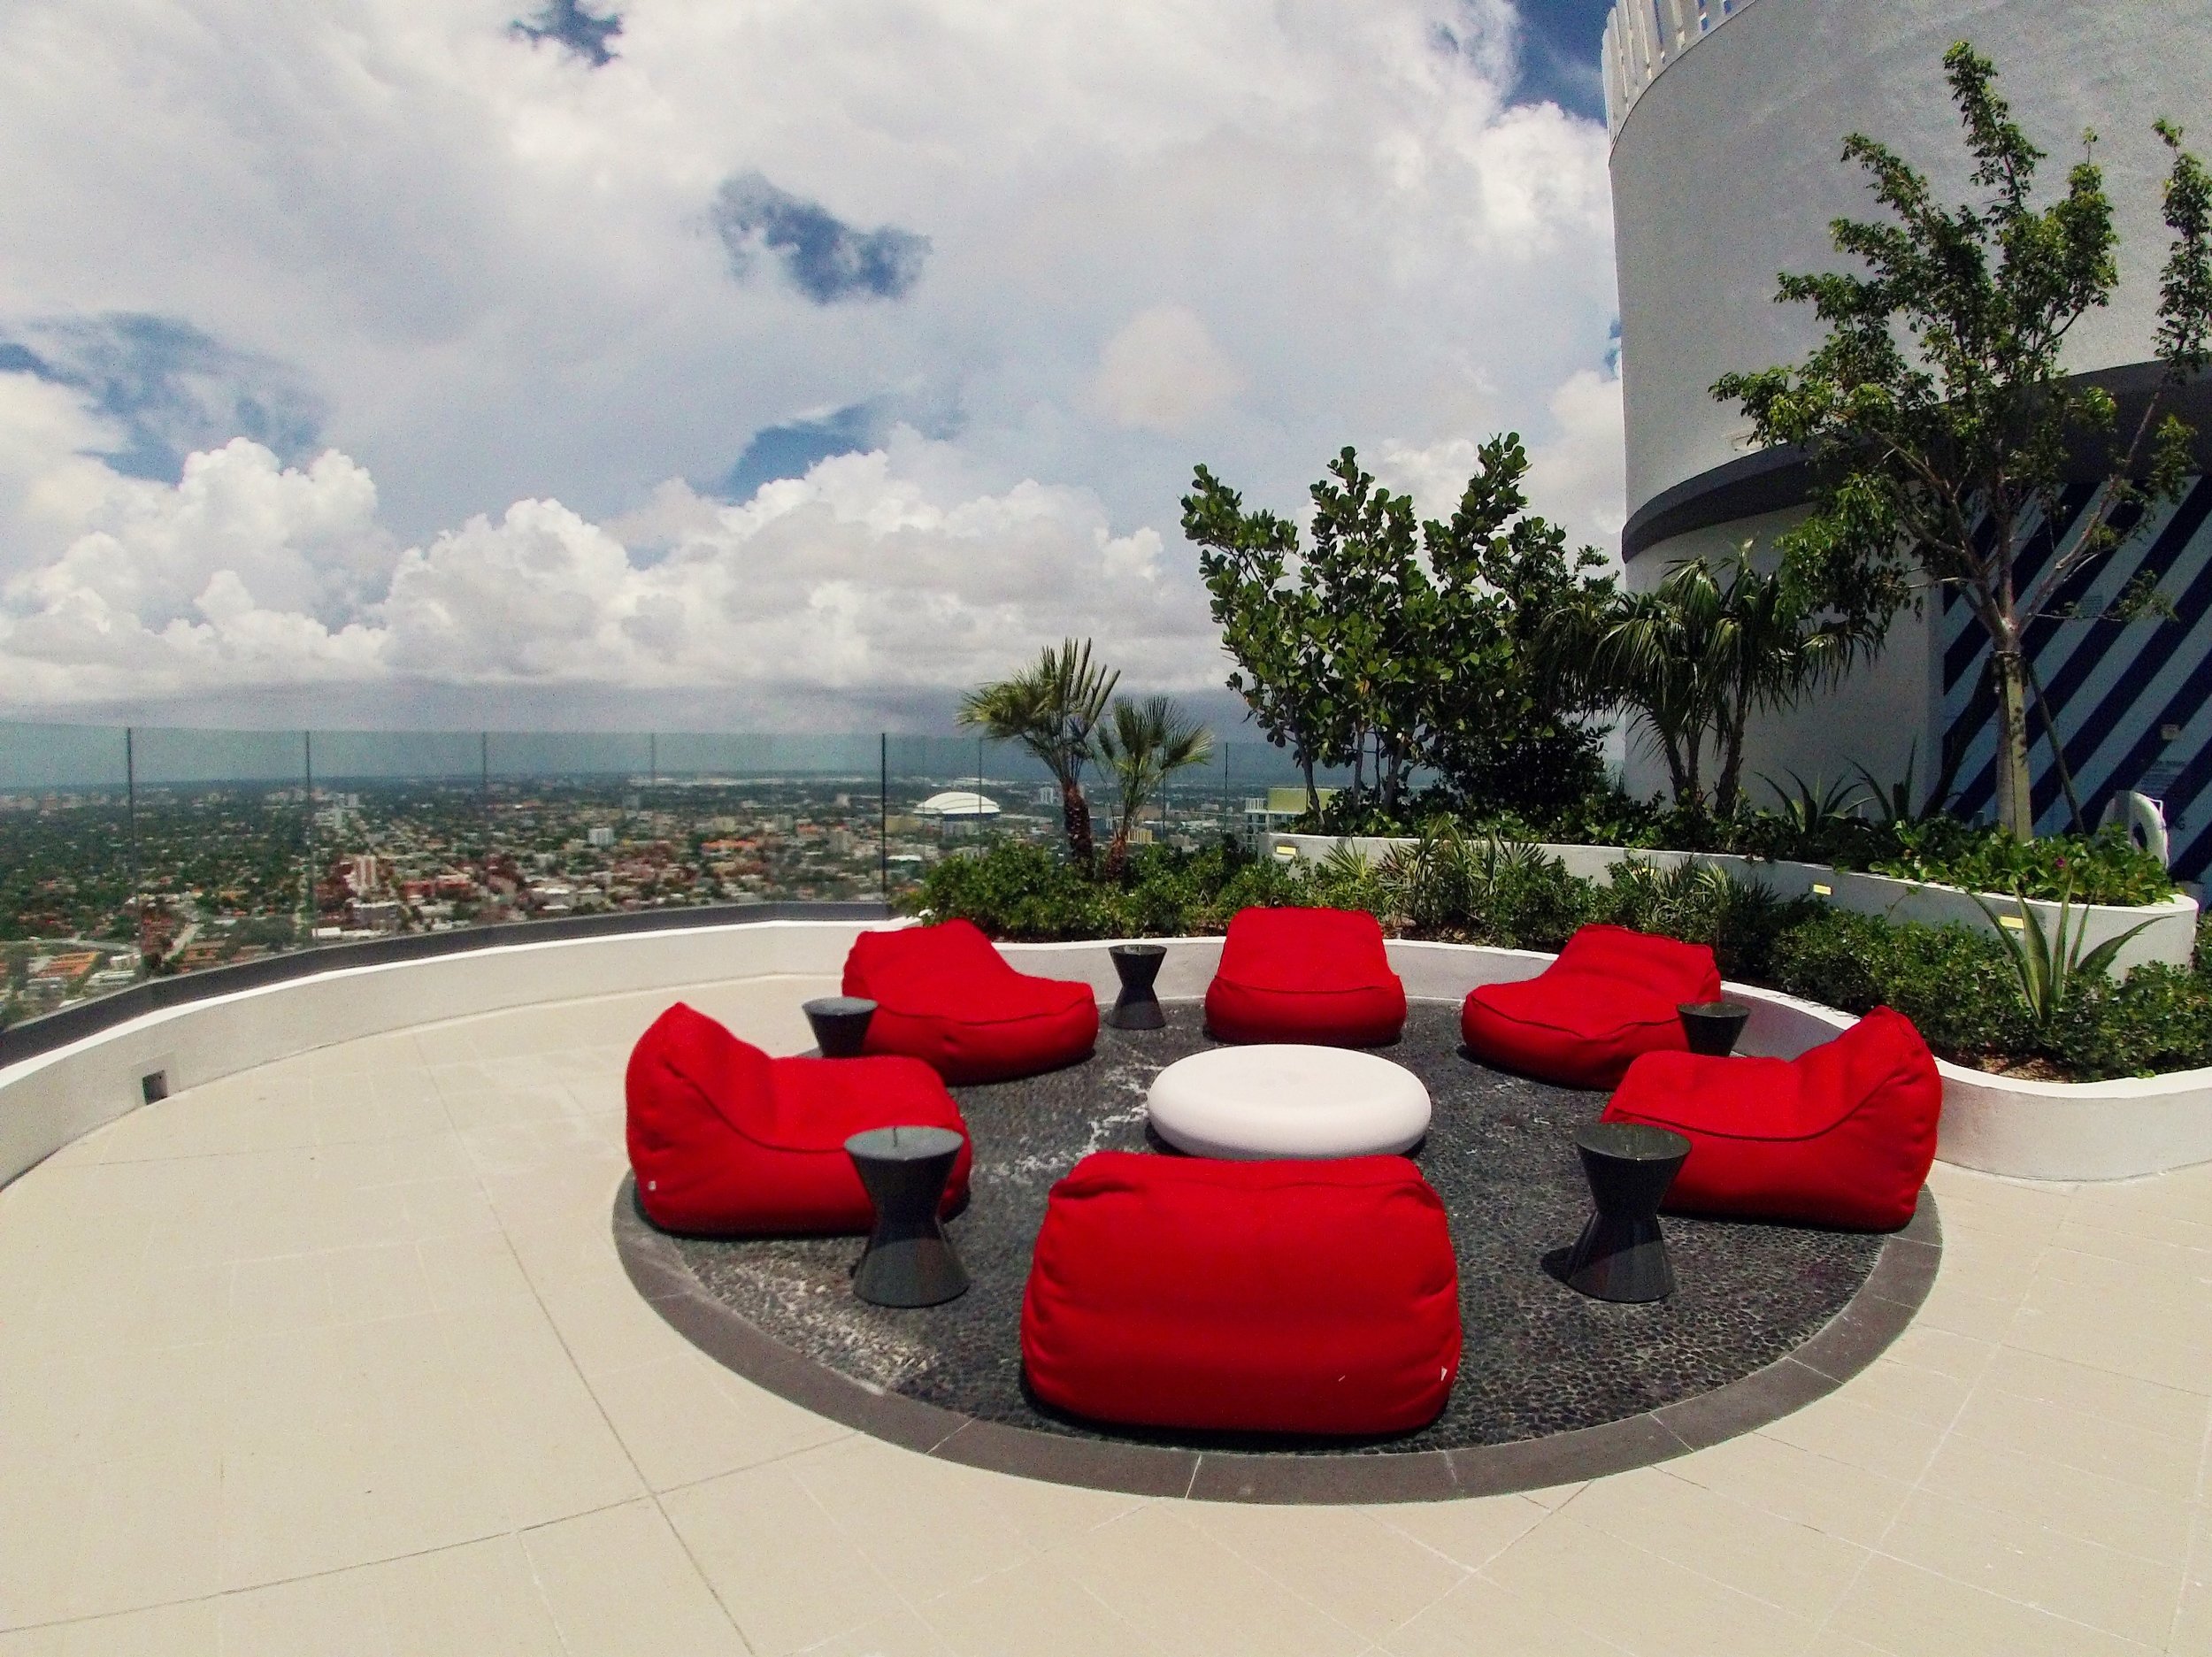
[905,837,2212,1082]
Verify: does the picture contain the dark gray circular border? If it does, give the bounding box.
[612,1173,1940,1504]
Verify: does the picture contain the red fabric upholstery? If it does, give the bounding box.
[1021,1151,1461,1435]
[1204,906,1408,1046]
[1461,924,1721,1089]
[842,919,1099,1084]
[626,1001,972,1234]
[1601,1006,1941,1230]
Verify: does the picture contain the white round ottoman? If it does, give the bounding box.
[1146,1045,1432,1160]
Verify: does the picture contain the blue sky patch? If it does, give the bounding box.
[720,403,878,500]
[1511,0,1612,120]
[711,173,931,305]
[0,312,325,482]
[511,0,622,67]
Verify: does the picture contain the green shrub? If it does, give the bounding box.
[2048,965,2212,1079]
[1863,821,2172,906]
[909,829,2212,1080]
[905,837,1304,940]
[1771,909,2037,1062]
[1594,859,1820,982]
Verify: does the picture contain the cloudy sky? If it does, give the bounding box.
[0,0,1622,732]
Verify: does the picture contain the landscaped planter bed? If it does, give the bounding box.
[1267,833,2200,974]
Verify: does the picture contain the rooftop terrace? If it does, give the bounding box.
[4,921,2210,1653]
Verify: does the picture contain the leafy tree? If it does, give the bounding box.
[1570,546,1881,815]
[1180,470,1333,814]
[1713,42,2212,840]
[1094,694,1214,874]
[957,639,1118,868]
[1184,436,1613,821]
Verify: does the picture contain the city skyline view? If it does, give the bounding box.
[0,0,1624,733]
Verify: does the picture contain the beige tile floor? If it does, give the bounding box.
[4,973,2211,1655]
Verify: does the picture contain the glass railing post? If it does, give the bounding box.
[879,733,889,902]
[125,726,141,979]
[302,730,316,942]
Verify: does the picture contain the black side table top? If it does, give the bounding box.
[804,996,878,1059]
[806,995,879,1020]
[845,1124,964,1162]
[1578,1121,1694,1163]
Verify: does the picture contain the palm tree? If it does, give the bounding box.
[1581,548,1878,814]
[1094,695,1214,874]
[957,640,1119,867]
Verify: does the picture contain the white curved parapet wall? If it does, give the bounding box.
[1607,0,2209,521]
[6,920,2212,1190]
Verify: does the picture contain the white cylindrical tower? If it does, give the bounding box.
[1605,0,2212,872]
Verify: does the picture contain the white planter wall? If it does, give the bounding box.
[1267,834,2200,976]
[6,923,2210,1190]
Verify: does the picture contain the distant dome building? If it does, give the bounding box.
[1603,0,2212,877]
[913,790,1002,821]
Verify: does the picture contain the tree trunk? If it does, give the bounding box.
[1301,755,1319,818]
[1991,647,2036,840]
[1060,775,1095,869]
[1660,730,1692,809]
[1715,695,1751,817]
[2024,656,2087,835]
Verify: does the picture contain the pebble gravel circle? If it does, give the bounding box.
[664,1001,1895,1455]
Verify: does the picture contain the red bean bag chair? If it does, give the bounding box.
[842,920,1098,1084]
[1204,906,1408,1046]
[1021,1151,1461,1436]
[1461,924,1720,1089]
[626,1001,972,1234]
[1601,1006,1940,1230]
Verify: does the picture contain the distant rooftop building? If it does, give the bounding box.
[913,790,1001,821]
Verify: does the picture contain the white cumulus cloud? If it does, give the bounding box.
[0,0,1621,726]
[1092,306,1245,435]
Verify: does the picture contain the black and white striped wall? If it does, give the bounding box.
[1940,476,2212,882]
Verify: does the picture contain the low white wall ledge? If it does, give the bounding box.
[6,924,2208,1190]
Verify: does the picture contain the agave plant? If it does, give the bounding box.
[1968,878,2160,1027]
[1849,740,1945,826]
[1762,770,1868,838]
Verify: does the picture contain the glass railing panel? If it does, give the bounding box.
[0,723,136,1026]
[0,719,1383,1034]
[125,725,313,983]
[305,730,497,937]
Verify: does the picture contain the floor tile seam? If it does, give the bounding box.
[1479,1500,1828,1640]
[14,1515,536,1638]
[1459,1566,1645,1656]
[1886,1459,2198,1571]
[1934,1418,2209,1508]
[1367,1497,1547,1574]
[1644,1458,1887,1554]
[634,1426,862,1500]
[1939,1396,2210,1495]
[636,1487,764,1656]
[1549,1472,1876,1627]
[910,1561,1171,1656]
[1855,1525,2188,1641]
[2166,1505,2212,1656]
[1981,1340,2212,1416]
[1793,1546,1893,1657]
[1048,1506,1379,1657]
[673,1456,917,1653]
[1164,1503,1476,1640]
